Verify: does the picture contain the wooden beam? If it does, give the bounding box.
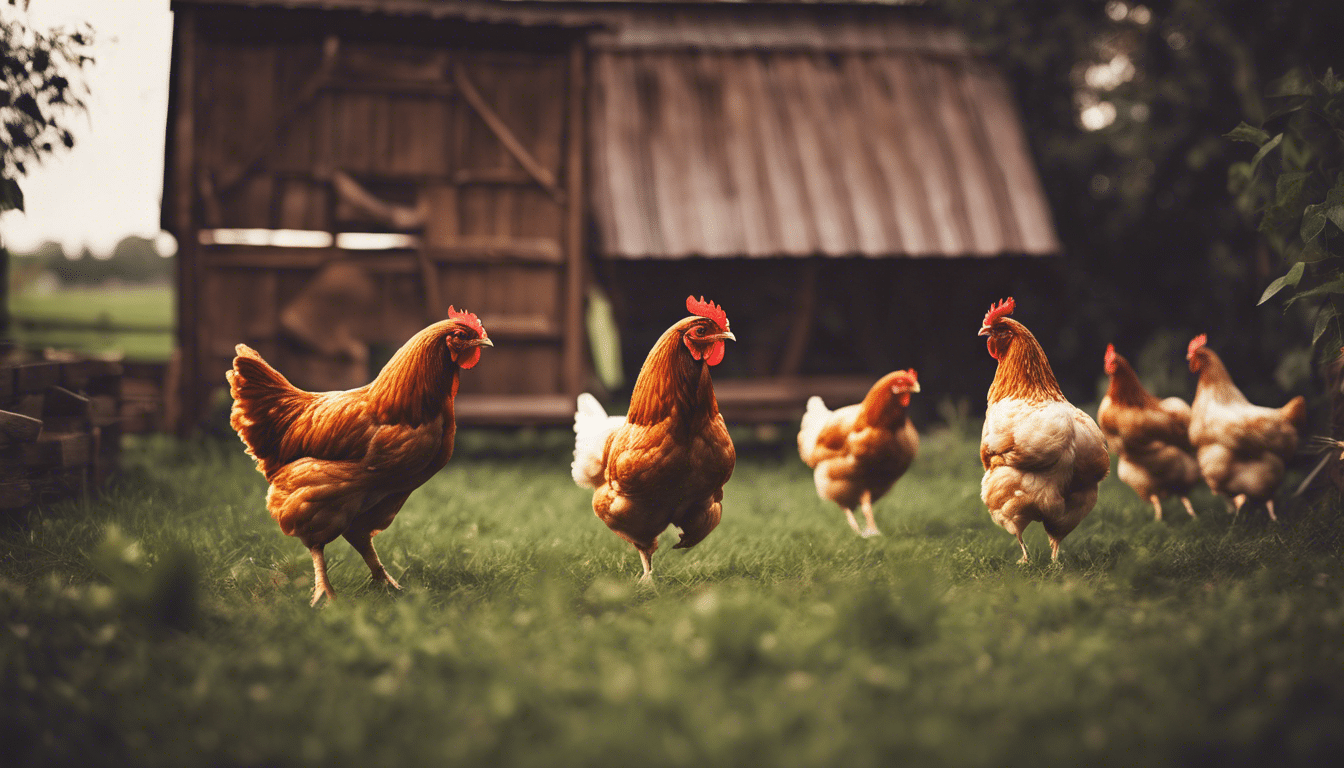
[199,238,564,269]
[171,5,199,435]
[453,63,564,201]
[778,258,819,376]
[562,39,589,398]
[217,35,340,196]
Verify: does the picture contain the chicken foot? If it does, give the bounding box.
[859,492,881,538]
[309,545,336,607]
[1014,531,1030,564]
[343,531,402,590]
[637,549,654,584]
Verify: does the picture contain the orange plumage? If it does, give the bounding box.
[1186,335,1305,520]
[1097,344,1201,521]
[797,370,921,537]
[978,298,1110,563]
[571,297,737,582]
[227,309,492,605]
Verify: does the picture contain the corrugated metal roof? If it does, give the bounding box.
[589,46,1059,258]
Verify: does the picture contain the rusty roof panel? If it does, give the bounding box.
[590,45,1059,259]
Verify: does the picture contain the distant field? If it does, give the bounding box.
[1,427,1341,767]
[8,285,174,360]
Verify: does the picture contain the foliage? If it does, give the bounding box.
[1227,69,1344,359]
[937,0,1344,402]
[1,430,1341,766]
[0,2,91,212]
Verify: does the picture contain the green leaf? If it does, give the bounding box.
[1276,171,1310,203]
[1287,276,1344,305]
[1258,261,1306,305]
[1248,133,1284,176]
[1314,306,1338,346]
[1328,204,1344,232]
[0,177,23,212]
[1225,122,1271,146]
[1323,68,1343,95]
[1301,206,1327,242]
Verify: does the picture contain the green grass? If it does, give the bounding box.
[7,285,174,360]
[2,427,1342,767]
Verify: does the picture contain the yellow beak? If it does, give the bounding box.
[473,337,494,348]
[710,331,737,342]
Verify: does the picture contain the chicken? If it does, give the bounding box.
[227,307,492,605]
[572,296,736,582]
[1097,344,1201,521]
[1186,334,1306,520]
[797,370,921,537]
[978,298,1110,563]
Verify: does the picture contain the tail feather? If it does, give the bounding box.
[228,344,311,477]
[572,393,623,489]
[796,395,831,466]
[1280,395,1307,429]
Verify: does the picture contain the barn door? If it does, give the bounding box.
[178,14,587,424]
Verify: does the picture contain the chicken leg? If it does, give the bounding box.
[1180,496,1197,518]
[859,491,881,538]
[1014,532,1030,564]
[1265,499,1278,522]
[310,545,336,607]
[637,549,654,584]
[844,509,864,535]
[1149,495,1163,522]
[343,531,401,590]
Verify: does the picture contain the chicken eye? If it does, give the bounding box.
[691,325,705,337]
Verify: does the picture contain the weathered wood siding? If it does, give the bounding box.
[173,8,584,419]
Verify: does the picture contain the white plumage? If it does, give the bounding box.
[796,395,832,467]
[571,393,626,488]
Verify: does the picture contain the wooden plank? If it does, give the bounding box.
[927,60,1003,255]
[562,39,587,397]
[454,393,574,425]
[883,55,972,254]
[0,480,32,510]
[773,56,855,255]
[710,54,771,256]
[966,64,1058,254]
[199,238,563,269]
[16,363,61,394]
[849,56,936,256]
[642,54,694,258]
[742,55,814,255]
[813,55,896,255]
[173,6,200,435]
[454,63,562,199]
[22,433,92,469]
[590,52,649,257]
[0,410,43,446]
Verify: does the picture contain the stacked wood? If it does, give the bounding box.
[0,357,123,510]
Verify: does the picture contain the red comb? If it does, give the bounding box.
[982,297,1015,328]
[686,295,728,332]
[447,306,487,338]
[1187,334,1207,360]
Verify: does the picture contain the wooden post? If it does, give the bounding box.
[561,39,588,397]
[170,6,199,436]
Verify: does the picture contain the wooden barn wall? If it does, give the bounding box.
[184,7,580,401]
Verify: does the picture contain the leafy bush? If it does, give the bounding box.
[1228,69,1344,358]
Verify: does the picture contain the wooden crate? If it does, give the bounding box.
[0,356,125,511]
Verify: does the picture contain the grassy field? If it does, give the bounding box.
[7,285,174,360]
[2,425,1342,767]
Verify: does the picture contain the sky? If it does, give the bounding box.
[0,0,175,257]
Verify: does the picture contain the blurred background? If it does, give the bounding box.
[2,0,1341,439]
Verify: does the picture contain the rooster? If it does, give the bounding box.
[1097,344,1201,521]
[1186,334,1305,520]
[227,307,492,605]
[572,296,736,582]
[978,298,1109,563]
[796,370,921,537]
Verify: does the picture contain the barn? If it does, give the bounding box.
[162,0,1059,431]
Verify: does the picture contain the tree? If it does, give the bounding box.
[937,0,1344,402]
[0,0,92,339]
